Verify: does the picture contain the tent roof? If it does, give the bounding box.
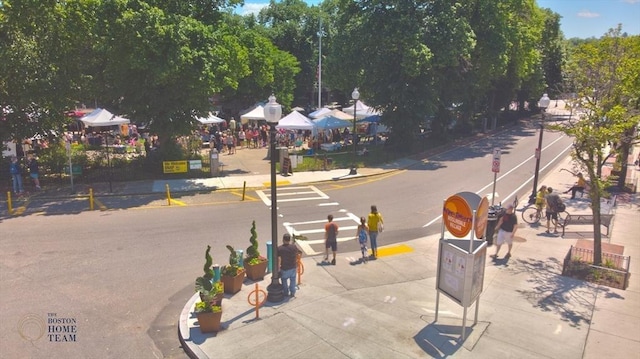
[240,105,265,121]
[81,108,130,127]
[313,116,353,130]
[276,111,317,131]
[196,113,225,124]
[342,100,380,119]
[316,109,353,120]
[309,107,332,118]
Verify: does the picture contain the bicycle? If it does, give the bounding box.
[521,203,543,224]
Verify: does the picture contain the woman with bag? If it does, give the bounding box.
[367,205,384,260]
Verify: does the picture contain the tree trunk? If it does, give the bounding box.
[590,188,603,266]
[617,142,631,189]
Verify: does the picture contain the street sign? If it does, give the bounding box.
[491,148,501,173]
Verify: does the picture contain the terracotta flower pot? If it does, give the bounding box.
[244,259,268,281]
[196,311,222,333]
[221,270,245,294]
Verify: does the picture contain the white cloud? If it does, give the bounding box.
[577,9,601,18]
[621,0,640,4]
[239,3,268,16]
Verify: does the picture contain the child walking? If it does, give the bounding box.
[356,217,369,263]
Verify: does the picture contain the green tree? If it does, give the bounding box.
[217,14,300,117]
[256,0,315,107]
[0,0,86,142]
[552,26,640,265]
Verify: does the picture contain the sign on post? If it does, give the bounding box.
[491,148,501,173]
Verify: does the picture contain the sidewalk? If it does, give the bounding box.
[178,150,640,358]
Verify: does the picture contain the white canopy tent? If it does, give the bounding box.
[308,107,332,118]
[342,100,380,119]
[81,108,130,127]
[240,105,265,124]
[196,112,225,124]
[317,109,353,120]
[276,111,317,131]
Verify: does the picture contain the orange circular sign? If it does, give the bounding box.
[474,197,489,239]
[443,195,474,238]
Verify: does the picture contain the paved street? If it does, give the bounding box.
[2,104,639,358]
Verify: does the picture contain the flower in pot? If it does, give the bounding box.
[195,245,224,306]
[194,301,222,333]
[220,245,245,294]
[244,220,268,281]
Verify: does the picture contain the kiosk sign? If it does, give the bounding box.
[443,195,473,238]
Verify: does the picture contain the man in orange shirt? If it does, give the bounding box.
[324,215,339,265]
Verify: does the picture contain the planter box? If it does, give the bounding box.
[562,245,630,290]
[196,311,222,333]
[244,259,268,281]
[221,270,245,294]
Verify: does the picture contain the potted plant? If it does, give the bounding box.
[220,245,245,294]
[194,300,222,333]
[195,245,224,306]
[244,220,268,281]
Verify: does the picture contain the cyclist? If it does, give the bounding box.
[535,185,548,217]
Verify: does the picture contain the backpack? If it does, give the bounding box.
[555,198,566,212]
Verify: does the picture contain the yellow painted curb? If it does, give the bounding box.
[263,180,291,187]
[93,198,108,211]
[169,198,187,206]
[376,244,414,257]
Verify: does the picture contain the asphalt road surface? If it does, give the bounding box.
[0,120,574,358]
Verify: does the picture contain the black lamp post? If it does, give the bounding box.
[349,87,360,175]
[264,94,284,303]
[528,93,551,205]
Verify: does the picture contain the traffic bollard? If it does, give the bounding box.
[166,183,171,206]
[7,191,13,215]
[266,241,272,273]
[242,181,247,201]
[247,283,267,320]
[89,188,94,211]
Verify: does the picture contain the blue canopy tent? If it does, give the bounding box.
[313,116,352,130]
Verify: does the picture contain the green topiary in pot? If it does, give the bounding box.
[245,220,266,265]
[222,245,243,277]
[195,245,223,302]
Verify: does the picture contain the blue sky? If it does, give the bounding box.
[238,0,639,39]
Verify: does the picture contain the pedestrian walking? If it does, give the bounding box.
[9,155,24,195]
[324,214,339,265]
[356,217,369,263]
[545,187,562,234]
[492,204,517,259]
[367,205,384,259]
[27,154,41,190]
[278,233,301,297]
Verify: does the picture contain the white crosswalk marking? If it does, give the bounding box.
[256,185,330,206]
[284,214,361,255]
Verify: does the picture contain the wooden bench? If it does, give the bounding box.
[562,213,615,237]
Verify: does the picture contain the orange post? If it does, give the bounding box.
[247,283,267,320]
[297,253,305,285]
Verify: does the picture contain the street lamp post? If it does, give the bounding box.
[528,93,551,205]
[264,94,284,303]
[349,87,360,175]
